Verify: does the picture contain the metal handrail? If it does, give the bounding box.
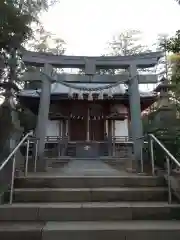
[0,132,31,171]
[149,134,180,168]
[148,133,180,204]
[0,131,38,204]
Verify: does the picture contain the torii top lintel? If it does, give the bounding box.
[22,50,163,70]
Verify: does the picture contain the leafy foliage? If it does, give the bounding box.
[165,30,180,53]
[143,30,180,167]
[27,26,66,54]
[0,1,32,51]
[106,29,151,56]
[98,29,152,75]
[0,0,61,138]
[25,26,66,91]
[165,31,180,102]
[0,0,61,92]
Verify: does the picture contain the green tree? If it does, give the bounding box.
[165,30,180,102]
[105,29,151,56]
[143,30,180,166]
[0,0,60,95]
[101,29,152,75]
[80,29,152,74]
[0,0,61,155]
[27,26,66,54]
[25,26,66,90]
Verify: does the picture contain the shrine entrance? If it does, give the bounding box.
[69,119,86,141]
[69,103,105,142]
[68,103,106,158]
[89,104,104,141]
[89,119,104,141]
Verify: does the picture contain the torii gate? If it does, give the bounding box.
[22,50,163,171]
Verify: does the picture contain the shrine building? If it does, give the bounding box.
[18,82,156,142]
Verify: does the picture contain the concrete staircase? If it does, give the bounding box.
[66,143,76,157]
[46,157,70,168]
[1,174,180,239]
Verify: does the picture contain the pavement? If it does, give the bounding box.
[25,159,134,177]
[55,159,122,176]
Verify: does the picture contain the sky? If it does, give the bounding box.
[1,0,179,105]
[41,0,180,56]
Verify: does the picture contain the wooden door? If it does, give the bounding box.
[89,119,104,141]
[70,119,86,141]
[89,104,104,141]
[69,102,87,141]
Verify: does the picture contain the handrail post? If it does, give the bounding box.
[0,132,32,204]
[166,156,172,204]
[112,137,115,157]
[34,139,39,173]
[58,137,61,157]
[25,139,30,177]
[9,155,16,204]
[140,144,144,173]
[150,137,155,176]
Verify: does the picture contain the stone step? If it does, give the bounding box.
[0,202,180,221]
[46,160,69,168]
[1,221,180,240]
[14,176,165,188]
[0,222,43,240]
[41,220,180,240]
[12,187,167,202]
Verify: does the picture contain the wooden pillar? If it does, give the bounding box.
[105,119,108,135]
[108,120,111,137]
[86,107,90,141]
[59,120,61,137]
[127,109,131,139]
[108,119,112,156]
[58,120,61,157]
[112,120,116,157]
[60,120,63,137]
[61,119,67,156]
[62,119,66,137]
[66,119,69,139]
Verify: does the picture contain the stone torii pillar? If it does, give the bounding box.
[35,64,52,171]
[128,64,143,171]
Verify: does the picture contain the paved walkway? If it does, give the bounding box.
[44,159,134,176]
[25,159,135,177]
[54,159,121,176]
